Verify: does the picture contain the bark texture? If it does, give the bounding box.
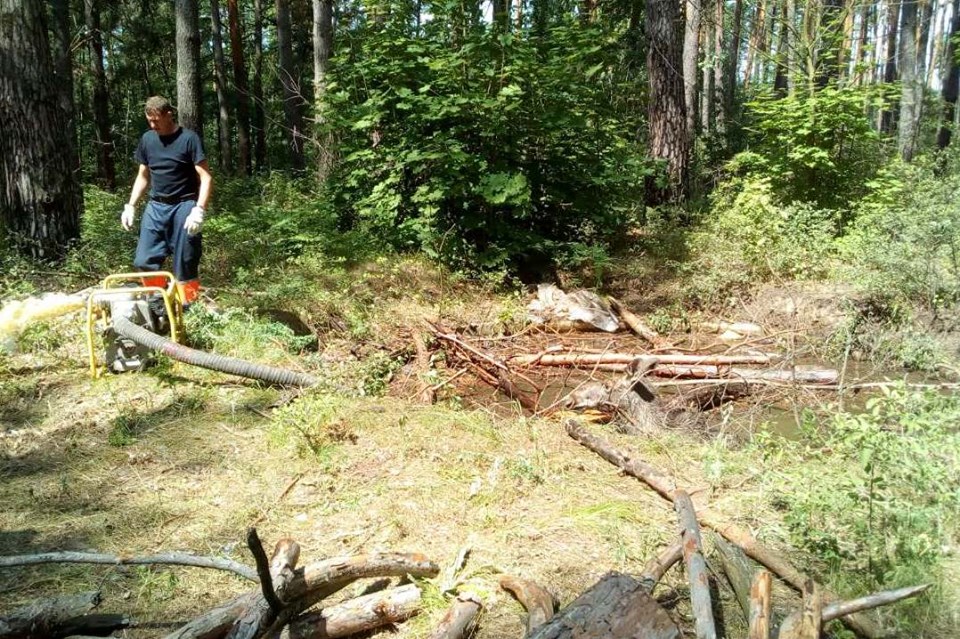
[176,0,203,137]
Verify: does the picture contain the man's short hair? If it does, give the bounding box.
[144,96,175,115]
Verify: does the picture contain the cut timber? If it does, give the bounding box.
[165,552,439,639]
[0,591,128,639]
[0,551,257,581]
[777,580,821,639]
[271,584,421,638]
[714,534,759,619]
[776,583,930,638]
[649,366,838,385]
[748,571,772,639]
[226,536,301,639]
[509,352,778,368]
[526,572,679,639]
[499,576,558,634]
[639,543,683,592]
[563,419,884,639]
[607,297,672,348]
[675,491,717,639]
[426,593,481,639]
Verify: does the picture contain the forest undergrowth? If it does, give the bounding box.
[1,164,959,638]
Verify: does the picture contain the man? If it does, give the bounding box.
[122,96,212,306]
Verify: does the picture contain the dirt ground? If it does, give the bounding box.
[0,278,931,637]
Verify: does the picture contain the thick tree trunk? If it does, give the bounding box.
[0,0,83,259]
[898,0,920,159]
[313,0,334,182]
[700,5,714,132]
[773,0,789,94]
[176,0,203,137]
[49,0,80,180]
[855,3,874,84]
[228,0,252,174]
[683,0,702,141]
[646,0,689,204]
[938,0,960,148]
[210,0,233,174]
[253,0,267,170]
[713,0,725,134]
[817,0,845,87]
[725,0,743,115]
[275,0,305,171]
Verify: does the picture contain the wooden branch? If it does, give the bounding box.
[674,491,717,639]
[165,552,439,639]
[563,419,885,639]
[227,537,301,639]
[778,579,822,639]
[0,551,257,581]
[607,296,671,348]
[821,583,929,622]
[638,542,683,592]
[412,330,436,404]
[0,591,129,639]
[270,584,421,638]
[714,534,758,619]
[499,576,557,634]
[509,352,778,368]
[426,593,481,639]
[748,571,773,639]
[526,572,679,639]
[650,366,837,385]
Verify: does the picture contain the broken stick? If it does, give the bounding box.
[749,571,773,639]
[0,551,257,581]
[426,592,481,639]
[675,491,717,639]
[499,575,557,634]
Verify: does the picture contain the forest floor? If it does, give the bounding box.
[1,258,957,638]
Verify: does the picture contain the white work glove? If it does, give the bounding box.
[184,206,205,236]
[121,204,136,231]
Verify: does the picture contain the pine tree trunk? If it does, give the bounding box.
[85,0,116,190]
[742,0,763,89]
[275,0,305,171]
[49,0,80,178]
[227,0,252,174]
[725,0,743,116]
[175,0,203,137]
[313,0,334,182]
[817,0,845,87]
[210,0,233,174]
[253,0,267,170]
[683,0,702,141]
[646,0,689,204]
[938,0,960,148]
[494,0,510,30]
[773,0,789,94]
[0,0,83,259]
[898,0,920,160]
[856,3,873,85]
[700,7,713,132]
[713,0,726,133]
[917,0,935,86]
[880,0,900,133]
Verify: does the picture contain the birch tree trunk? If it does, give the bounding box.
[176,0,203,137]
[210,0,233,174]
[0,0,83,259]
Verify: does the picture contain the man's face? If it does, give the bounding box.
[146,110,175,134]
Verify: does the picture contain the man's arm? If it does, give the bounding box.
[128,164,150,206]
[195,160,212,209]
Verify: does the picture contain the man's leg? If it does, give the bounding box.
[134,201,173,274]
[170,201,203,305]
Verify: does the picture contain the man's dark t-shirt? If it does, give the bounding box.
[134,127,206,200]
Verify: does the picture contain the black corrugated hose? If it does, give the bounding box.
[114,315,317,387]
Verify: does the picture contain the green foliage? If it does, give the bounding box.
[778,386,960,622]
[837,159,960,313]
[326,11,649,272]
[736,86,885,211]
[682,176,839,305]
[269,394,356,461]
[183,305,314,357]
[109,409,148,447]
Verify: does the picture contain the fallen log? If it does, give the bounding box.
[164,552,439,639]
[639,542,683,592]
[509,352,779,368]
[525,572,679,639]
[271,584,422,639]
[649,366,838,385]
[563,419,884,639]
[778,580,822,639]
[714,535,760,621]
[426,593,481,639]
[0,591,128,639]
[675,491,717,639]
[607,297,671,348]
[0,551,256,581]
[748,571,773,639]
[226,534,301,639]
[499,576,557,634]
